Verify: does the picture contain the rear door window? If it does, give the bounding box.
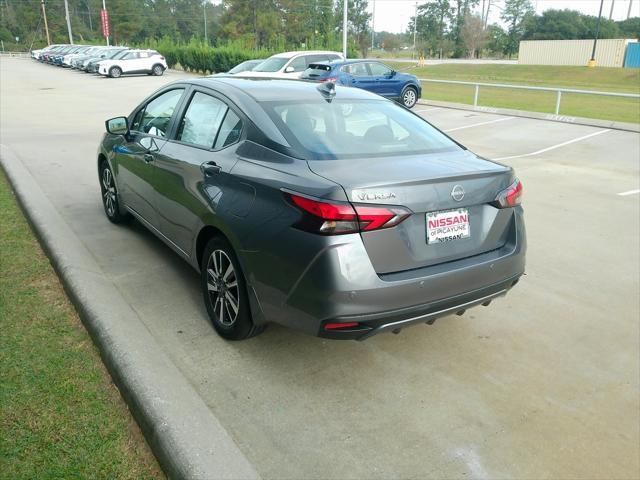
[214,110,243,149]
[176,92,228,148]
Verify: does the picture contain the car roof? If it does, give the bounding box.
[270,50,342,59]
[192,76,380,103]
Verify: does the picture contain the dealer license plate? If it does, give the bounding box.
[426,208,470,244]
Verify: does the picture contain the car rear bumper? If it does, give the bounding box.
[245,206,526,339]
[318,274,521,340]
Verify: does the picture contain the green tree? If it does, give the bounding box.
[522,9,620,41]
[335,0,371,57]
[409,0,454,57]
[617,17,640,39]
[501,0,534,57]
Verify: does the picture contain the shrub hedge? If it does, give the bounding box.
[141,38,275,74]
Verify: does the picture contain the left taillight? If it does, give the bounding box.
[495,178,523,208]
[320,76,338,83]
[286,193,410,235]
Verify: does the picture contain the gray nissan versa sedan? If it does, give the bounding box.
[98,77,526,340]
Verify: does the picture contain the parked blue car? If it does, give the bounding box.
[300,60,422,108]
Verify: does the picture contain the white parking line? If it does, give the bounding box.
[444,117,514,132]
[414,107,440,113]
[494,129,611,161]
[617,189,640,196]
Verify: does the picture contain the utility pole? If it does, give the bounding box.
[412,1,417,59]
[609,0,615,19]
[628,0,634,19]
[342,0,348,58]
[41,0,51,45]
[371,0,375,52]
[203,0,207,44]
[589,0,605,67]
[63,0,73,44]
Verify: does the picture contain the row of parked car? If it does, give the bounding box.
[31,44,168,78]
[30,45,421,108]
[224,50,422,109]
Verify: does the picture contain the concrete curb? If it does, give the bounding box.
[0,144,260,480]
[417,99,640,133]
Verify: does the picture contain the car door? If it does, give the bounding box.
[153,89,245,254]
[120,51,139,73]
[282,55,307,78]
[368,62,401,98]
[341,62,375,91]
[115,88,185,227]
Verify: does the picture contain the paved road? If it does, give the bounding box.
[2,58,638,479]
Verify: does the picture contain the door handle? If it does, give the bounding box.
[143,153,154,163]
[200,161,221,176]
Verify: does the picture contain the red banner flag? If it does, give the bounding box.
[100,9,110,39]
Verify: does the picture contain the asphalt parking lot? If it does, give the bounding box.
[1,57,638,479]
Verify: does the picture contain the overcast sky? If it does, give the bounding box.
[371,0,639,33]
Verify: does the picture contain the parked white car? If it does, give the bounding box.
[242,51,343,79]
[97,49,167,78]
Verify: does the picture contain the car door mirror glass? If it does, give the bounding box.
[106,116,129,135]
[284,66,295,73]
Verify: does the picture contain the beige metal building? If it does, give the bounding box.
[518,39,633,67]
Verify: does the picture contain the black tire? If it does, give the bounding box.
[152,64,164,76]
[200,236,264,340]
[99,161,128,223]
[109,66,122,78]
[401,86,418,108]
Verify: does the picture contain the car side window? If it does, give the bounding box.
[177,92,228,148]
[214,110,243,150]
[289,56,307,72]
[131,89,184,137]
[343,63,370,77]
[139,51,149,58]
[123,52,137,60]
[368,62,392,76]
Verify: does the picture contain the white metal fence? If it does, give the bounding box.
[418,78,640,115]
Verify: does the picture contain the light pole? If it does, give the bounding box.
[412,2,417,60]
[204,0,208,44]
[342,0,348,58]
[609,0,615,19]
[588,0,604,67]
[63,0,73,44]
[371,0,375,52]
[628,0,634,19]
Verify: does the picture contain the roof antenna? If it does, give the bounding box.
[316,81,336,103]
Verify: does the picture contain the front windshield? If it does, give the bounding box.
[252,57,288,72]
[262,99,461,160]
[111,49,129,59]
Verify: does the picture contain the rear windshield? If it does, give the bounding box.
[261,99,461,160]
[302,64,333,78]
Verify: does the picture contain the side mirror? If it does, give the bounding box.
[106,116,129,136]
[284,66,295,73]
[388,70,396,77]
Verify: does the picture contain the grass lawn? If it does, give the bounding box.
[0,170,163,479]
[389,63,640,124]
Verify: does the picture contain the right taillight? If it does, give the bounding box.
[320,76,338,83]
[495,179,523,208]
[286,193,411,235]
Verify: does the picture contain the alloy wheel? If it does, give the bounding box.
[403,88,417,108]
[102,166,117,217]
[206,249,240,327]
[153,65,163,76]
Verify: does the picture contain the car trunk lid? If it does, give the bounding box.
[307,150,516,274]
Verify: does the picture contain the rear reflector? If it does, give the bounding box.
[324,322,360,330]
[287,193,411,235]
[495,178,523,208]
